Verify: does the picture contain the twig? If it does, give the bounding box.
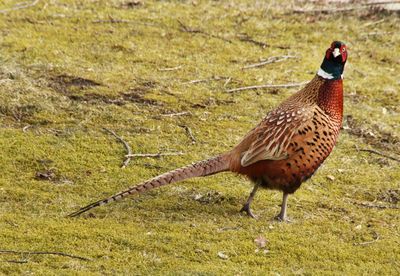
[22,125,32,132]
[226,81,308,93]
[177,20,232,43]
[125,152,184,158]
[293,1,400,14]
[92,18,132,24]
[0,250,90,261]
[179,125,196,144]
[103,128,132,168]
[242,55,297,69]
[362,19,385,27]
[237,34,270,48]
[92,17,162,28]
[359,148,400,163]
[177,20,200,33]
[353,231,380,246]
[158,65,182,71]
[363,0,400,5]
[182,76,230,85]
[5,259,28,264]
[293,6,364,14]
[182,79,209,84]
[361,31,394,37]
[0,0,39,14]
[223,77,232,87]
[161,111,191,117]
[237,35,290,50]
[351,201,400,210]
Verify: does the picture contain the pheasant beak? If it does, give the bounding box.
[332,48,341,58]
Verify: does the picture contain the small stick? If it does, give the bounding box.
[361,31,394,37]
[359,148,400,163]
[293,7,364,14]
[238,35,290,50]
[362,19,385,27]
[92,18,160,27]
[237,35,270,48]
[5,259,28,264]
[125,152,184,158]
[179,125,196,144]
[92,19,132,24]
[242,55,297,70]
[226,81,308,93]
[158,65,182,72]
[177,20,201,33]
[182,76,230,85]
[293,1,400,14]
[182,79,209,85]
[223,77,232,87]
[103,128,132,168]
[177,20,232,43]
[161,111,191,117]
[351,201,400,210]
[353,232,380,246]
[0,250,90,261]
[22,125,32,132]
[0,0,39,14]
[363,0,400,5]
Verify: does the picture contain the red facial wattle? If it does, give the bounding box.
[340,45,347,63]
[325,44,347,63]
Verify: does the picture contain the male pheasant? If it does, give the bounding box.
[68,41,348,221]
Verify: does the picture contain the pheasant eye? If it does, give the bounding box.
[342,48,346,52]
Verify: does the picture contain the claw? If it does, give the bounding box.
[274,213,291,223]
[240,203,257,219]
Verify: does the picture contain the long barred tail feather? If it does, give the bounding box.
[67,154,230,217]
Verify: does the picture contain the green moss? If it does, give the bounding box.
[0,0,399,274]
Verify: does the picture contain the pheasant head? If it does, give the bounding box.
[318,41,348,80]
[313,41,348,121]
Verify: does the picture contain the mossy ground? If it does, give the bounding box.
[1,0,399,274]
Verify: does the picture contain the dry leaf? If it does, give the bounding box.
[217,252,228,260]
[326,175,335,181]
[254,236,267,248]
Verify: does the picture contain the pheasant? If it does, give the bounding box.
[68,41,348,221]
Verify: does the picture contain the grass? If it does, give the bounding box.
[0,0,399,274]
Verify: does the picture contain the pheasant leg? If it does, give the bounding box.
[275,192,290,222]
[240,180,260,218]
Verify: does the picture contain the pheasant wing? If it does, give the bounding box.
[240,106,315,167]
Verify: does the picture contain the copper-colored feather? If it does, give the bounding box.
[68,41,348,221]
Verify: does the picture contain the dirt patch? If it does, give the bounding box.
[66,86,163,107]
[120,1,144,9]
[110,44,135,53]
[191,98,236,109]
[34,159,73,185]
[0,104,41,122]
[68,91,163,106]
[121,90,163,106]
[344,115,400,153]
[68,93,125,105]
[51,76,163,106]
[49,74,101,94]
[192,191,227,205]
[378,189,399,204]
[35,169,57,181]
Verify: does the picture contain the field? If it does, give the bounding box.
[0,0,399,274]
